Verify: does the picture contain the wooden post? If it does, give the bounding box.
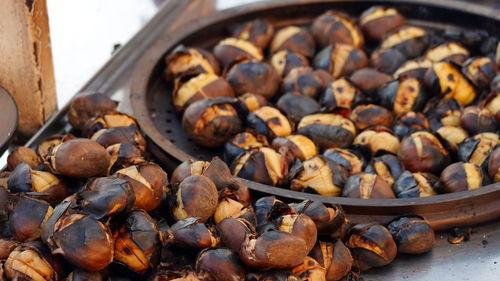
[0,0,57,137]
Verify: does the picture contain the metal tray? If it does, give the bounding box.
[130,0,500,231]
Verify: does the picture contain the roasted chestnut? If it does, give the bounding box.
[257,271,301,281]
[271,51,310,77]
[213,38,263,73]
[271,26,316,58]
[68,91,117,130]
[36,134,74,161]
[10,195,53,242]
[281,67,324,98]
[397,131,450,174]
[171,175,218,222]
[353,126,400,155]
[91,125,147,151]
[387,216,435,254]
[290,155,349,196]
[115,162,168,211]
[0,239,19,260]
[380,26,429,59]
[346,223,397,271]
[371,48,407,74]
[182,97,242,148]
[365,154,405,188]
[276,214,318,252]
[289,201,348,239]
[462,56,498,89]
[424,61,477,106]
[350,104,393,130]
[84,112,139,138]
[425,42,470,64]
[172,73,235,112]
[239,231,308,269]
[479,91,500,123]
[8,162,68,205]
[359,6,405,41]
[349,67,392,94]
[423,97,463,130]
[150,267,200,281]
[276,92,321,124]
[254,196,283,225]
[0,185,9,222]
[46,138,110,178]
[7,146,41,171]
[457,133,498,168]
[224,132,265,165]
[113,209,160,273]
[291,256,327,281]
[314,44,368,78]
[342,172,396,199]
[488,146,500,182]
[377,77,429,115]
[217,217,255,251]
[436,126,469,150]
[439,162,484,193]
[214,197,254,224]
[309,240,353,281]
[312,11,364,48]
[297,113,357,149]
[320,78,364,111]
[236,93,268,117]
[323,148,364,176]
[272,134,318,163]
[226,61,281,99]
[229,18,274,49]
[247,106,292,139]
[65,268,105,281]
[232,147,287,186]
[165,46,221,79]
[460,106,497,135]
[197,248,247,281]
[106,142,145,174]
[393,57,433,80]
[393,171,439,198]
[392,111,430,139]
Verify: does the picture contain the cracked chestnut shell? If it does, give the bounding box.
[0,239,19,261]
[272,134,318,163]
[350,104,393,130]
[273,213,318,253]
[312,11,364,48]
[276,92,321,125]
[197,248,247,281]
[488,147,500,182]
[435,126,469,151]
[271,51,310,77]
[377,77,429,115]
[342,172,396,199]
[359,6,405,41]
[380,26,429,59]
[290,201,348,240]
[290,155,349,196]
[394,58,433,80]
[346,223,397,271]
[460,106,497,135]
[229,18,274,49]
[165,46,220,79]
[226,61,281,99]
[439,162,484,193]
[217,217,255,251]
[371,48,406,74]
[387,216,435,254]
[172,175,218,222]
[214,197,255,224]
[7,146,41,171]
[235,93,268,118]
[392,111,430,139]
[479,91,500,123]
[182,97,242,148]
[297,113,357,150]
[271,26,315,58]
[232,147,287,186]
[10,195,53,242]
[397,131,450,174]
[65,268,104,281]
[425,42,470,64]
[349,68,392,94]
[224,132,264,165]
[462,56,498,89]
[213,38,263,73]
[320,78,363,111]
[309,240,353,281]
[113,209,160,273]
[91,125,146,151]
[106,142,145,175]
[291,256,327,281]
[323,148,364,176]
[247,106,292,139]
[150,267,200,281]
[281,67,324,99]
[423,97,463,131]
[84,112,139,138]
[393,171,439,198]
[167,217,217,249]
[68,92,117,130]
[365,154,405,188]
[314,44,368,79]
[354,126,400,155]
[36,134,74,161]
[254,196,283,225]
[457,133,498,168]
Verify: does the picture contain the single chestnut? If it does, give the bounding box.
[281,67,324,98]
[397,131,450,174]
[10,195,53,242]
[231,147,288,186]
[0,239,19,260]
[271,51,310,77]
[354,126,400,155]
[68,91,117,130]
[377,77,429,115]
[342,172,396,199]
[359,6,405,41]
[276,92,321,124]
[65,268,105,281]
[309,240,353,281]
[393,171,439,198]
[165,46,220,79]
[273,213,318,253]
[84,112,139,138]
[229,18,274,49]
[312,10,364,48]
[7,146,41,171]
[272,134,318,163]
[439,162,484,193]
[457,133,498,168]
[350,104,393,130]
[171,175,218,222]
[479,91,500,123]
[323,148,364,176]
[460,106,497,135]
[226,61,281,99]
[380,26,429,59]
[349,67,392,94]
[214,197,254,224]
[371,48,407,74]
[291,256,327,281]
[197,248,247,281]
[392,111,430,139]
[488,146,500,182]
[365,154,405,188]
[257,272,300,281]
[314,44,368,78]
[462,56,498,89]
[213,38,263,73]
[247,106,292,139]
[387,216,435,254]
[106,142,145,174]
[423,97,463,130]
[254,196,283,225]
[217,217,255,251]
[297,113,357,149]
[36,134,74,161]
[320,78,364,111]
[224,132,264,165]
[436,126,469,151]
[394,57,434,80]
[271,26,316,58]
[346,223,397,271]
[91,125,146,151]
[289,201,348,239]
[425,41,470,65]
[182,97,242,148]
[235,93,268,117]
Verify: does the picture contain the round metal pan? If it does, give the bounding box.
[130,0,500,231]
[0,86,18,156]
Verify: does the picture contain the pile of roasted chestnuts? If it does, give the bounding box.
[166,6,499,199]
[0,90,437,280]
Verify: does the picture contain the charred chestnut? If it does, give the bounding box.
[314,44,368,79]
[271,51,310,77]
[394,58,433,80]
[349,67,392,94]
[91,125,146,151]
[150,267,200,281]
[479,91,500,123]
[224,132,265,165]
[387,216,435,254]
[392,111,431,139]
[7,146,41,171]
[290,155,349,196]
[346,223,397,271]
[436,126,469,150]
[272,134,318,163]
[312,11,364,48]
[68,92,117,130]
[254,196,283,225]
[297,113,357,149]
[236,93,268,117]
[309,240,353,281]
[0,185,9,222]
[0,239,18,260]
[84,112,139,137]
[291,256,327,281]
[359,6,405,41]
[172,175,218,222]
[182,97,242,148]
[214,197,254,224]
[232,147,287,186]
[276,92,321,124]
[217,217,255,251]
[342,173,396,199]
[397,131,450,174]
[226,61,281,99]
[273,213,318,253]
[457,133,498,168]
[350,104,393,130]
[424,61,477,106]
[173,73,235,112]
[393,171,439,198]
[165,46,221,79]
[377,77,429,115]
[213,38,263,73]
[197,248,247,281]
[320,78,363,111]
[66,268,105,281]
[439,162,484,193]
[323,148,364,176]
[423,97,463,130]
[425,42,470,64]
[354,126,400,155]
[462,56,497,89]
[106,142,145,174]
[365,154,405,188]
[115,162,168,211]
[380,26,429,59]
[10,195,53,242]
[282,67,324,98]
[460,106,497,135]
[290,201,348,239]
[488,147,500,182]
[371,48,407,74]
[113,209,160,273]
[247,106,292,139]
[229,18,274,49]
[271,26,316,58]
